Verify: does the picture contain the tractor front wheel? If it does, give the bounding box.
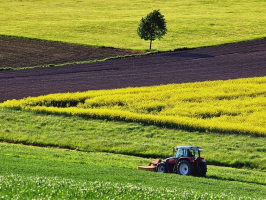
[176,160,193,175]
[156,163,167,173]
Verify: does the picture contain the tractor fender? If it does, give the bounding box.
[195,157,206,163]
[165,157,175,164]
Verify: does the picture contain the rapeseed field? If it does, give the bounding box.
[2,76,266,136]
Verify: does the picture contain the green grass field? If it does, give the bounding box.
[0,0,265,50]
[1,107,266,171]
[1,0,266,198]
[1,95,265,199]
[0,142,265,199]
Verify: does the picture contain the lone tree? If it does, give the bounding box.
[137,10,167,50]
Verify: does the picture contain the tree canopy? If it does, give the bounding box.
[137,10,167,50]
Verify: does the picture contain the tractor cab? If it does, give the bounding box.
[174,146,203,160]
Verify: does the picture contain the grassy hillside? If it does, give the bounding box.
[1,107,265,171]
[0,0,265,50]
[0,143,265,199]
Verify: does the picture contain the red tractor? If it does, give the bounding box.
[139,146,207,176]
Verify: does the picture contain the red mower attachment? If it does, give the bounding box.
[138,159,161,172]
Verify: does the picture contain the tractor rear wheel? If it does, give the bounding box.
[197,162,207,177]
[156,163,167,173]
[176,160,193,175]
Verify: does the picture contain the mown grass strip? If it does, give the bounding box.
[0,142,265,199]
[0,107,265,170]
[1,142,265,185]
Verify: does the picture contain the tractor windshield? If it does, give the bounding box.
[175,148,185,158]
[175,149,194,158]
[175,148,200,159]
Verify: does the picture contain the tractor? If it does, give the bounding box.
[138,146,207,176]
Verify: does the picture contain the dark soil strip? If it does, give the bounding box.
[0,35,144,69]
[0,38,266,102]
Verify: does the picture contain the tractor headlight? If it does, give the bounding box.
[202,159,206,162]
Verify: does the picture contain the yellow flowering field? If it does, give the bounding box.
[2,76,266,136]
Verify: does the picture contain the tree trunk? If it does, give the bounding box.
[150,40,152,49]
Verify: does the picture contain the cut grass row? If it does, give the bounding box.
[1,107,265,171]
[0,142,265,199]
[1,0,265,51]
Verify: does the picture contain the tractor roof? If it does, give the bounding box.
[177,146,204,151]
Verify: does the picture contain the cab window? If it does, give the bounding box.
[188,150,194,157]
[176,149,184,158]
[194,151,200,158]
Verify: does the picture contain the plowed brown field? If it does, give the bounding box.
[0,37,265,102]
[0,36,144,69]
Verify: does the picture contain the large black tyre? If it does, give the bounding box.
[197,162,207,177]
[176,160,193,175]
[156,163,167,173]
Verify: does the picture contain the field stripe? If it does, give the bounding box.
[0,38,266,102]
